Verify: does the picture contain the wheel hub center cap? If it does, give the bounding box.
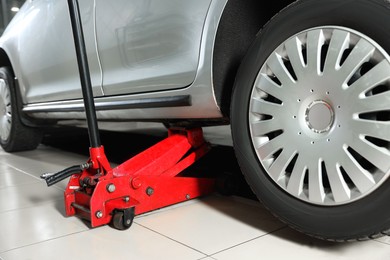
[305,100,334,133]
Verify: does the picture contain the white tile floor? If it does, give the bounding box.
[0,142,390,260]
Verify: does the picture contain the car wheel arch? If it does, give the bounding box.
[0,48,14,77]
[212,0,295,118]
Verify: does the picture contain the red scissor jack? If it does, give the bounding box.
[41,0,216,230]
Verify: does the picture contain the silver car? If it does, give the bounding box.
[1,0,390,241]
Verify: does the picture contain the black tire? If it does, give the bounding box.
[231,0,390,241]
[0,67,42,152]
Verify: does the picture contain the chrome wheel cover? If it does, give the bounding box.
[249,26,390,206]
[0,78,11,142]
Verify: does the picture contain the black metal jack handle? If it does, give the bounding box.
[67,0,101,148]
[40,1,102,187]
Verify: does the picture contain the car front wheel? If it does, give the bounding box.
[231,0,390,241]
[0,67,42,152]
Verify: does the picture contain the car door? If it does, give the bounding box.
[94,0,212,96]
[13,0,103,104]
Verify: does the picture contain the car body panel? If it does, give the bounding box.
[16,0,228,121]
[95,0,212,96]
[0,0,103,104]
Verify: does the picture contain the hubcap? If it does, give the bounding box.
[305,100,334,134]
[249,26,390,206]
[0,78,11,142]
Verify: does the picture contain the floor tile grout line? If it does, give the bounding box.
[3,164,65,192]
[5,164,47,182]
[0,178,63,193]
[207,226,289,257]
[136,222,288,258]
[134,222,209,257]
[197,256,217,260]
[0,198,65,215]
[0,229,91,254]
[0,179,41,191]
